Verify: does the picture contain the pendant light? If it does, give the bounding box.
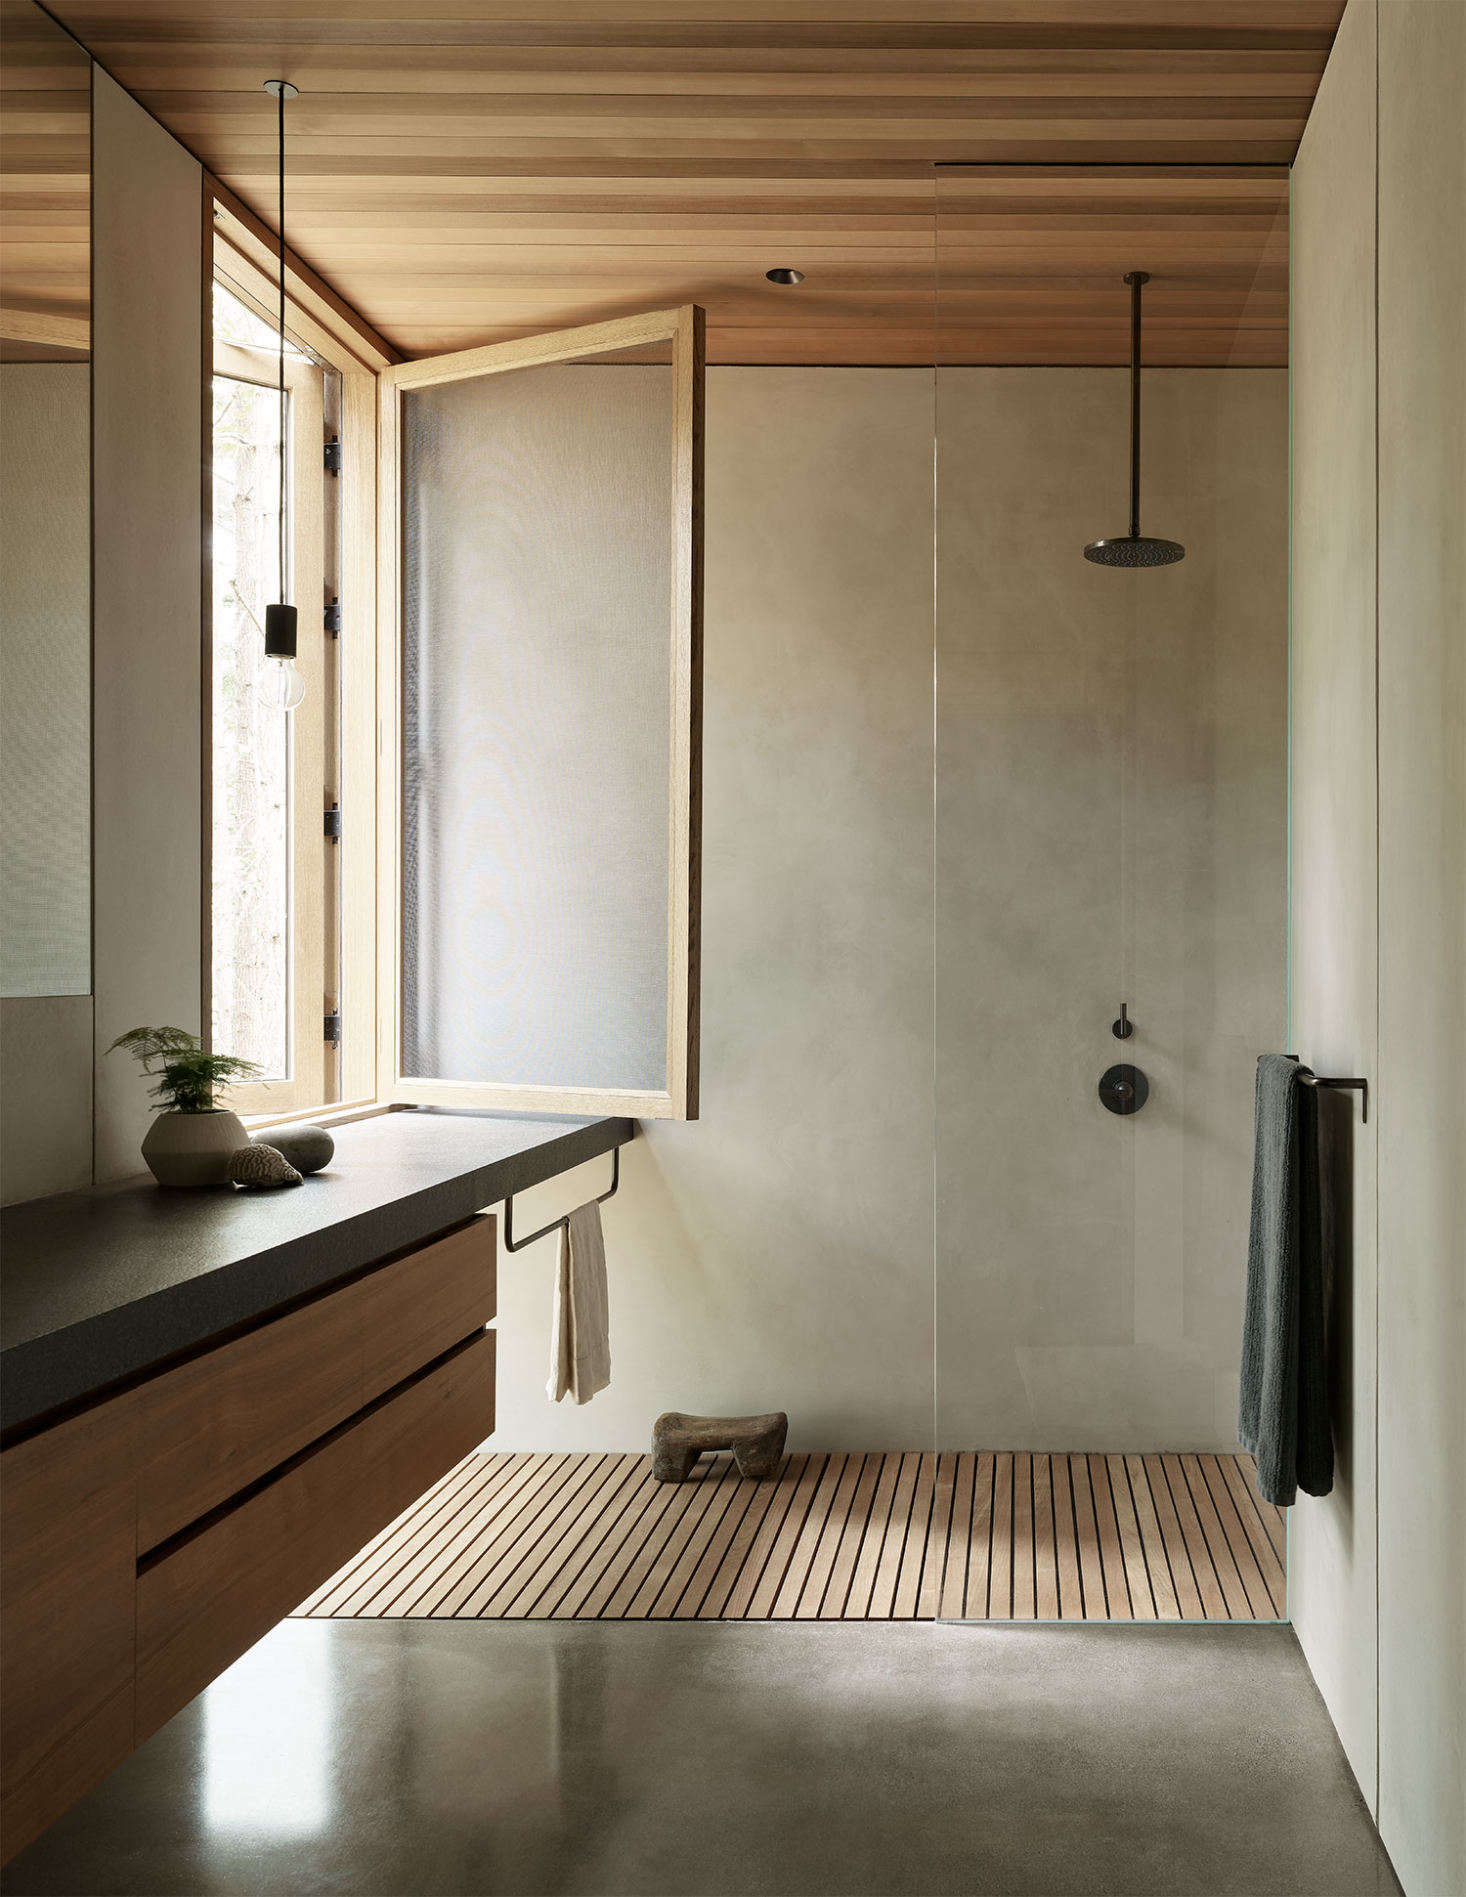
[1083,271,1185,568]
[262,77,304,709]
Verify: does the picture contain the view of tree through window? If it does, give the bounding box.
[211,291,291,1078]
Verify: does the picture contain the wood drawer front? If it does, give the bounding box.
[358,1215,495,1402]
[1,1398,139,1862]
[133,1216,495,1553]
[134,1285,364,1554]
[135,1329,494,1747]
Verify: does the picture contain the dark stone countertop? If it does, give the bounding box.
[0,1109,632,1436]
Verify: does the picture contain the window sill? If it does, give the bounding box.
[242,1098,392,1136]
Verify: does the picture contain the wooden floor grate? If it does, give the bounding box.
[294,1450,1285,1624]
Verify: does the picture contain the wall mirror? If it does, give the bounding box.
[1,0,91,1002]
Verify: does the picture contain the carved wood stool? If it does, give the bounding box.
[651,1410,788,1483]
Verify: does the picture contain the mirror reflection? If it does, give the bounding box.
[1,0,91,998]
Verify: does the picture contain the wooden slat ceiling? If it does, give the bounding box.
[37,3,1342,365]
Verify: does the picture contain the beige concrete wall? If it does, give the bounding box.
[0,996,93,1205]
[91,71,204,1181]
[490,363,1287,1454]
[1376,6,1466,1892]
[934,368,1287,1450]
[1291,5,1466,1888]
[1287,0,1381,1807]
[492,368,938,1450]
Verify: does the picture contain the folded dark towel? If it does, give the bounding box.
[1238,1054,1334,1506]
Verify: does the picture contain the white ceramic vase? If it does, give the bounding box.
[141,1109,249,1188]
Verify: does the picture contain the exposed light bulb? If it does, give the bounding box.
[262,602,302,709]
[263,656,305,711]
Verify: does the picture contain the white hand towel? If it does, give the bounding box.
[547,1201,611,1405]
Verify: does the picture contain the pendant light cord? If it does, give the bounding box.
[276,80,287,607]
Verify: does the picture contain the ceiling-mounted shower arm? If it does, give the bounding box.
[1083,270,1184,568]
[1125,270,1148,539]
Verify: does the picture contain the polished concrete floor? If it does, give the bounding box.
[4,1621,1400,1897]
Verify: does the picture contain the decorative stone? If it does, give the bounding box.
[264,1124,335,1175]
[228,1143,303,1189]
[652,1411,788,1484]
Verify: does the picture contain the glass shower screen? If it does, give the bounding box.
[385,308,703,1119]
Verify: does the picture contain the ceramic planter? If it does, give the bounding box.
[141,1109,249,1188]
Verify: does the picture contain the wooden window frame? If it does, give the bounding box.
[376,305,704,1121]
[208,223,380,1123]
[210,340,327,1116]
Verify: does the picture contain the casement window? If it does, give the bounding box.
[208,258,702,1124]
[207,227,377,1121]
[377,308,704,1119]
[209,282,330,1113]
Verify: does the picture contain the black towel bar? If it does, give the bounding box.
[502,1145,621,1253]
[1289,1060,1369,1123]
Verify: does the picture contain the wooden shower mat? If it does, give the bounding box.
[294,1449,1285,1625]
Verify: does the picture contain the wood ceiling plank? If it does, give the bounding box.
[55,1,1344,42]
[85,48,1331,94]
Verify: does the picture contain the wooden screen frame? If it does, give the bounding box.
[377,304,703,1120]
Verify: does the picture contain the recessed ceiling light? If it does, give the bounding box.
[765,267,805,286]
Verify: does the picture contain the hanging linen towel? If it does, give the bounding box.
[547,1200,611,1405]
[1238,1053,1334,1506]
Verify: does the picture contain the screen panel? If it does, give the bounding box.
[385,307,701,1116]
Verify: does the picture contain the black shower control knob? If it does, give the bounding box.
[1099,1064,1149,1115]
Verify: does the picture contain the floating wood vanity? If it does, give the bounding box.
[0,1109,630,1860]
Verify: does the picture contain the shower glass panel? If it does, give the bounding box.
[932,167,1291,1621]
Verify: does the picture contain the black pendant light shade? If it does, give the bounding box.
[264,602,298,657]
[1084,271,1185,568]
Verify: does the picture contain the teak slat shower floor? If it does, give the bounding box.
[294,1451,1285,1625]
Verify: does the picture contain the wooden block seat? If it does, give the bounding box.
[652,1410,787,1483]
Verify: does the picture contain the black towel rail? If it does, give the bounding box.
[502,1145,621,1253]
[1289,1059,1369,1123]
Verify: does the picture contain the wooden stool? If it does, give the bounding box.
[652,1411,788,1483]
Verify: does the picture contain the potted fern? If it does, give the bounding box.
[106,1027,261,1187]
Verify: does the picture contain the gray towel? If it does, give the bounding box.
[1238,1054,1333,1506]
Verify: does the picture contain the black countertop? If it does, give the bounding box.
[0,1109,631,1436]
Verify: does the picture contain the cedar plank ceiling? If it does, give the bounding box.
[36,3,1344,365]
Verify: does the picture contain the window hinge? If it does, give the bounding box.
[324,803,342,842]
[324,1011,342,1047]
[324,596,342,636]
[323,436,342,475]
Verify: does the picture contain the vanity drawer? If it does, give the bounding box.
[133,1216,495,1553]
[135,1328,494,1745]
[358,1215,496,1398]
[0,1396,140,1860]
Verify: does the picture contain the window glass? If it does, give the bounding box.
[211,365,291,1078]
[399,359,673,1091]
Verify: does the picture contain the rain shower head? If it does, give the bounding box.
[1083,533,1186,568]
[1084,271,1185,568]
